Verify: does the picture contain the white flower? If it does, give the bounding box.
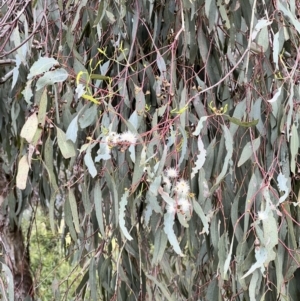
[105,132,121,148]
[178,198,191,213]
[165,167,178,179]
[174,178,190,197]
[257,210,268,221]
[110,132,121,144]
[120,131,137,144]
[166,203,177,214]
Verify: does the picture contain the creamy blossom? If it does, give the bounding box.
[165,167,178,179]
[120,131,137,144]
[106,132,120,148]
[166,203,177,215]
[174,178,190,197]
[257,210,268,221]
[178,198,191,213]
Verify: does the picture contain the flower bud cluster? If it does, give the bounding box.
[163,167,192,215]
[105,131,137,152]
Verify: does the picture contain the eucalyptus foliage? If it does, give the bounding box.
[1,0,300,300]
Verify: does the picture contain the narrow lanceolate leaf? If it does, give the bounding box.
[84,146,97,178]
[152,230,168,266]
[68,188,81,233]
[164,211,183,256]
[191,135,207,178]
[193,116,208,136]
[290,123,298,174]
[145,274,173,301]
[238,137,261,167]
[249,270,260,301]
[16,154,30,190]
[49,194,56,234]
[119,190,133,241]
[94,180,106,238]
[44,135,59,192]
[224,235,235,278]
[225,116,259,127]
[156,51,166,74]
[242,247,268,279]
[263,212,278,264]
[20,113,38,143]
[36,68,68,90]
[56,127,76,158]
[27,57,59,79]
[89,257,97,301]
[21,80,33,104]
[211,125,233,191]
[192,198,209,234]
[66,114,79,143]
[277,172,289,204]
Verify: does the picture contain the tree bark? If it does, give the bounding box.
[0,168,34,300]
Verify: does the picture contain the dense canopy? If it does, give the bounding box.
[1,0,300,300]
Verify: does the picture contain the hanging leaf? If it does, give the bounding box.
[192,198,209,234]
[211,125,233,192]
[251,19,272,40]
[277,172,289,204]
[44,135,59,192]
[145,274,173,301]
[66,115,79,143]
[21,80,33,104]
[263,212,278,264]
[94,180,106,238]
[11,55,21,91]
[27,57,59,79]
[241,247,268,279]
[238,137,261,167]
[267,86,282,103]
[156,51,166,75]
[163,211,183,256]
[84,146,97,178]
[290,123,299,174]
[225,115,259,127]
[20,113,38,143]
[152,229,168,266]
[191,135,207,178]
[16,154,29,190]
[192,116,208,136]
[249,270,260,301]
[68,188,81,233]
[56,127,76,159]
[273,29,285,70]
[119,190,133,241]
[36,68,68,90]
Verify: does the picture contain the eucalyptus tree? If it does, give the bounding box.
[0,0,300,300]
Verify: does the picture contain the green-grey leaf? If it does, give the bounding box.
[225,115,259,127]
[68,188,81,233]
[119,190,133,240]
[94,180,106,238]
[192,198,209,234]
[36,68,68,90]
[28,57,59,79]
[164,211,183,256]
[290,123,298,174]
[56,127,76,158]
[84,146,97,178]
[66,115,79,143]
[238,137,261,167]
